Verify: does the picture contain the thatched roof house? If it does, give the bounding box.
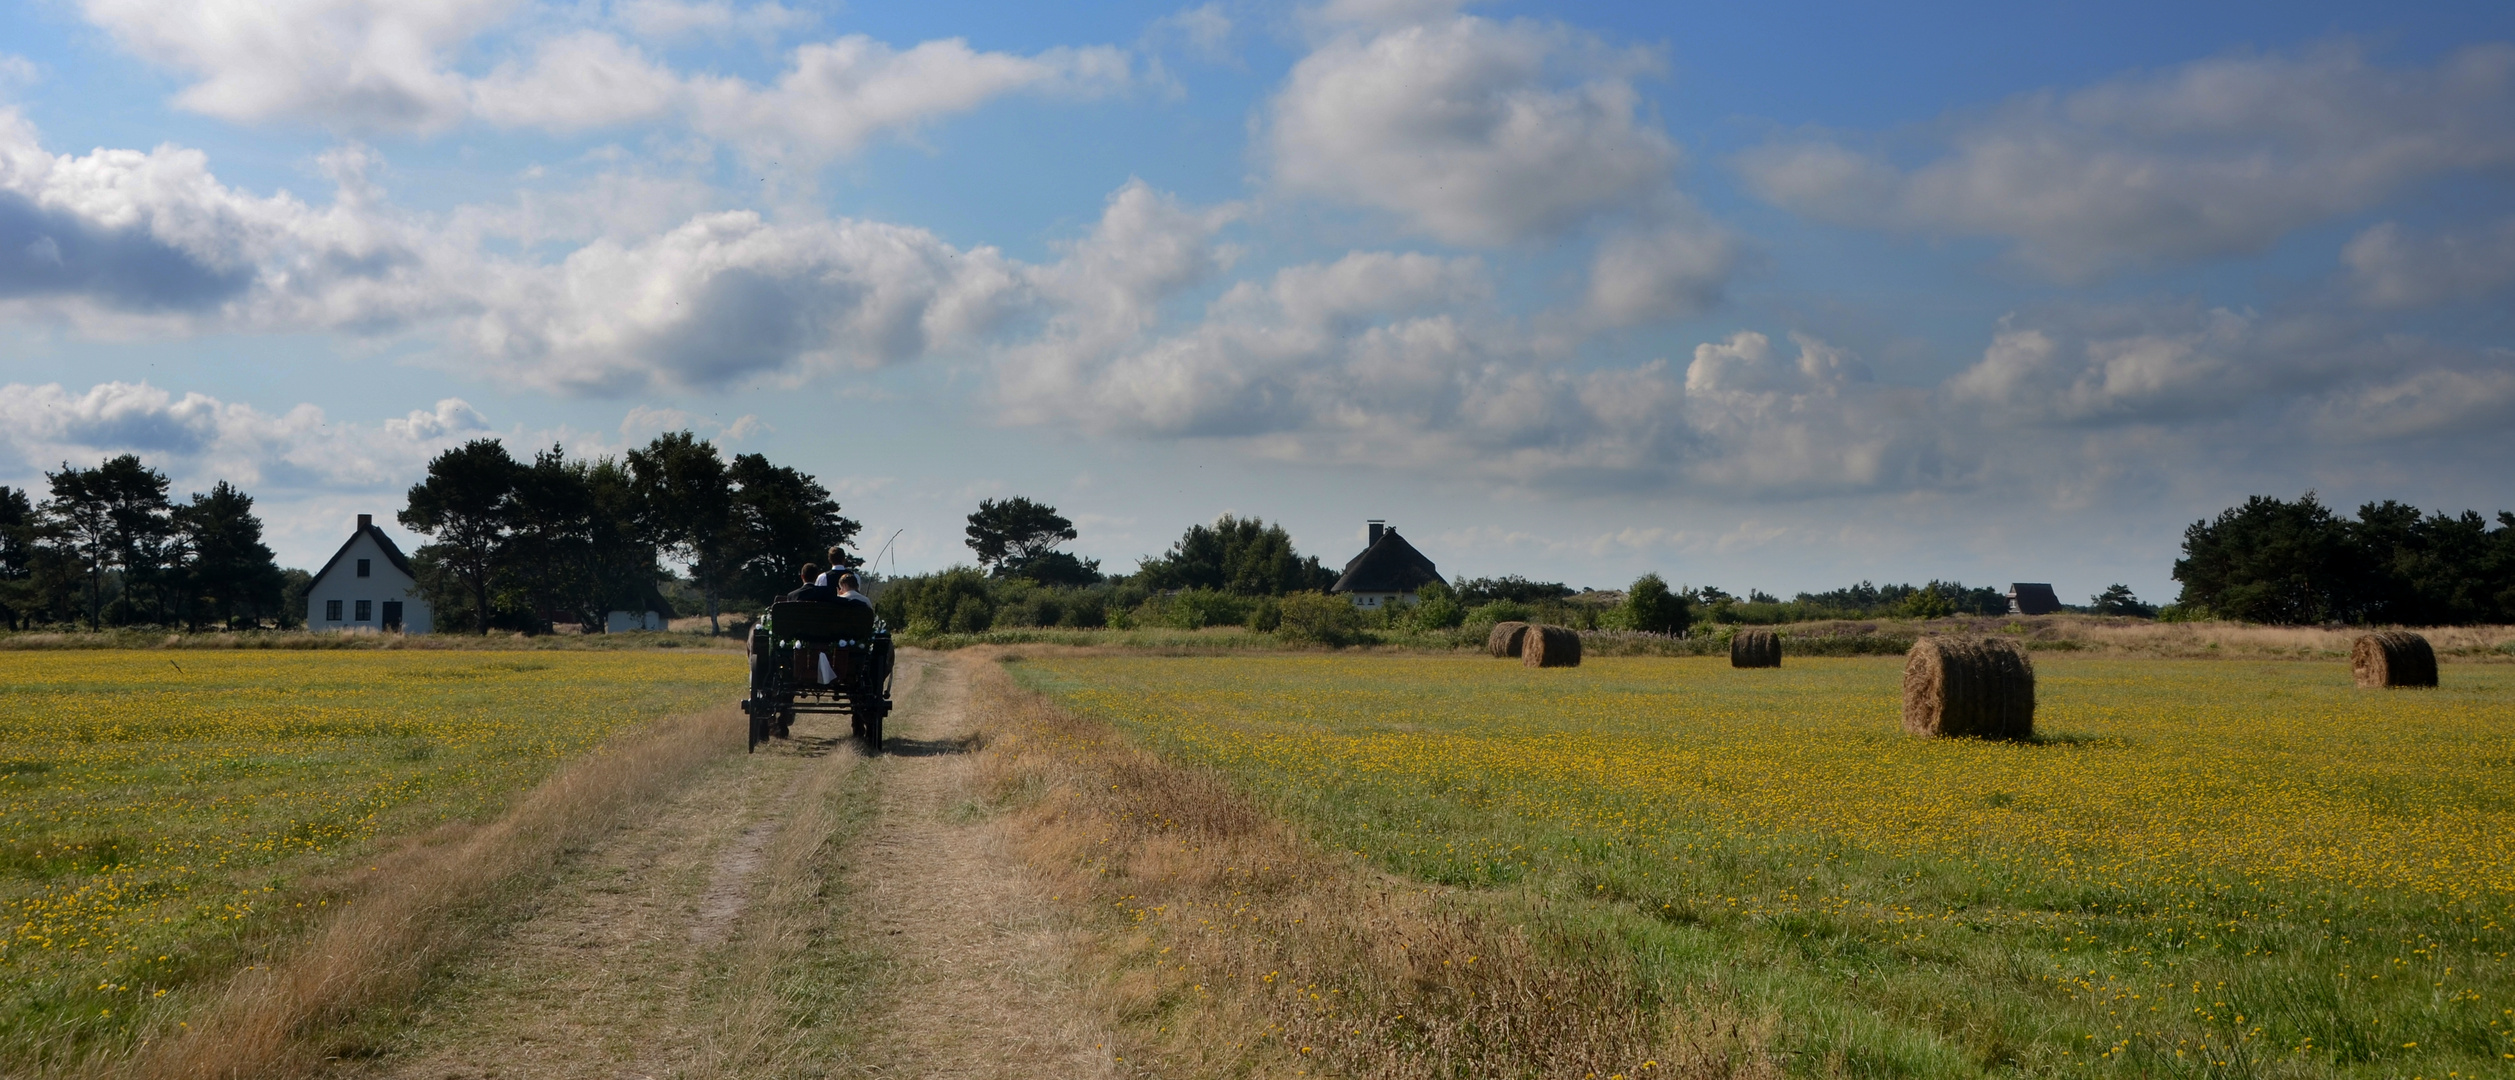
[2007,583,2062,616]
[1330,521,1445,609]
[306,514,432,633]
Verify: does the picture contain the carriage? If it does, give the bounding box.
[741,600,894,752]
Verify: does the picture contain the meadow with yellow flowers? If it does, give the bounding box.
[0,649,737,1069]
[1013,653,2515,1078]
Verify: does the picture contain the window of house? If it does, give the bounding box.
[355,600,372,621]
[326,600,343,621]
[357,558,371,578]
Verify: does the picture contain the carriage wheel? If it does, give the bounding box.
[745,696,764,752]
[863,704,883,754]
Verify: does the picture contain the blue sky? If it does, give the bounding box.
[3,0,2513,603]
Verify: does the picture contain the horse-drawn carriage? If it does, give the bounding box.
[741,600,894,752]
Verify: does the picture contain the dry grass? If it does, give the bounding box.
[2351,630,2440,688]
[968,647,1781,1080]
[1523,625,1582,668]
[115,702,742,1080]
[1900,637,2035,740]
[1485,621,1528,658]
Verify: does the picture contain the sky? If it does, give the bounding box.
[3,0,2513,604]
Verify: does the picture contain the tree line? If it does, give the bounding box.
[398,433,856,633]
[2172,493,2515,625]
[0,457,289,630]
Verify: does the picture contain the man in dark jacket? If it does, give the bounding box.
[783,563,839,604]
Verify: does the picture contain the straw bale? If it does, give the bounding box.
[1487,621,1531,659]
[1901,636,2034,739]
[2351,631,2438,688]
[1522,625,1582,668]
[1730,628,1781,668]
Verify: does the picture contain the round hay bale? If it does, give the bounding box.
[1486,621,1531,658]
[1730,628,1781,668]
[1901,637,2034,740]
[2351,631,2438,688]
[1522,625,1582,668]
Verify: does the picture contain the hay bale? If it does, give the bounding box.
[1901,637,2034,739]
[1730,628,1781,668]
[2352,631,2438,688]
[1486,621,1531,658]
[1523,625,1582,668]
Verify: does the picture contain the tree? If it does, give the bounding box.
[401,439,526,635]
[725,452,858,605]
[1454,576,1575,605]
[1622,573,1693,635]
[965,497,1078,577]
[44,455,175,628]
[629,432,734,632]
[2173,494,2355,624]
[2091,584,2156,618]
[177,481,283,628]
[0,486,35,630]
[1136,515,1334,596]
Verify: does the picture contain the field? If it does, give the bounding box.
[1010,653,2515,1077]
[0,649,740,1069]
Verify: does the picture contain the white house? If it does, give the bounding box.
[306,514,432,633]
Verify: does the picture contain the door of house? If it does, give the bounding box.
[381,601,404,632]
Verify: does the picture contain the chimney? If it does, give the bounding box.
[1368,520,1385,545]
[357,513,372,530]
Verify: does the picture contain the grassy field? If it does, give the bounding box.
[1010,653,2515,1077]
[0,649,740,1070]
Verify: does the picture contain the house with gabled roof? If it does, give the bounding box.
[306,514,432,633]
[1330,520,1445,609]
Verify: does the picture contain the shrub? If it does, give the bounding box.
[1622,574,1693,635]
[1277,591,1364,645]
[1409,581,1465,630]
[1466,600,1533,628]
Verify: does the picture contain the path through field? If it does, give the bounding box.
[339,651,1116,1080]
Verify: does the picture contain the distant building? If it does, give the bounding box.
[2007,583,2062,616]
[604,581,677,633]
[1330,520,1445,609]
[307,514,432,633]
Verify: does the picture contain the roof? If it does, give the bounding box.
[2009,582,2062,615]
[310,521,416,587]
[1330,528,1445,594]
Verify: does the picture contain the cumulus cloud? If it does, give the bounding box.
[1585,221,1742,326]
[616,0,810,42]
[0,110,1040,393]
[0,380,491,493]
[459,209,1026,393]
[78,0,1129,158]
[2342,218,2515,309]
[2311,361,2515,442]
[78,0,513,132]
[1738,43,2515,279]
[1267,14,1679,246]
[1945,304,2371,424]
[686,37,1130,163]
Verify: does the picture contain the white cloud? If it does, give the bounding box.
[616,0,810,42]
[0,380,491,494]
[78,0,1129,158]
[459,209,1027,393]
[1585,221,1741,326]
[2342,219,2515,309]
[1737,43,2515,279]
[79,0,514,132]
[468,32,684,130]
[1946,304,2362,424]
[1267,14,1678,245]
[1150,4,1233,59]
[686,37,1130,162]
[2311,361,2515,442]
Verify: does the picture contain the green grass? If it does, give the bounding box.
[0,649,740,1070]
[1011,653,2515,1077]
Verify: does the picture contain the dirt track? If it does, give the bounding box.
[338,651,1115,1080]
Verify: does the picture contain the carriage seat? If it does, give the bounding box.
[771,600,877,644]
